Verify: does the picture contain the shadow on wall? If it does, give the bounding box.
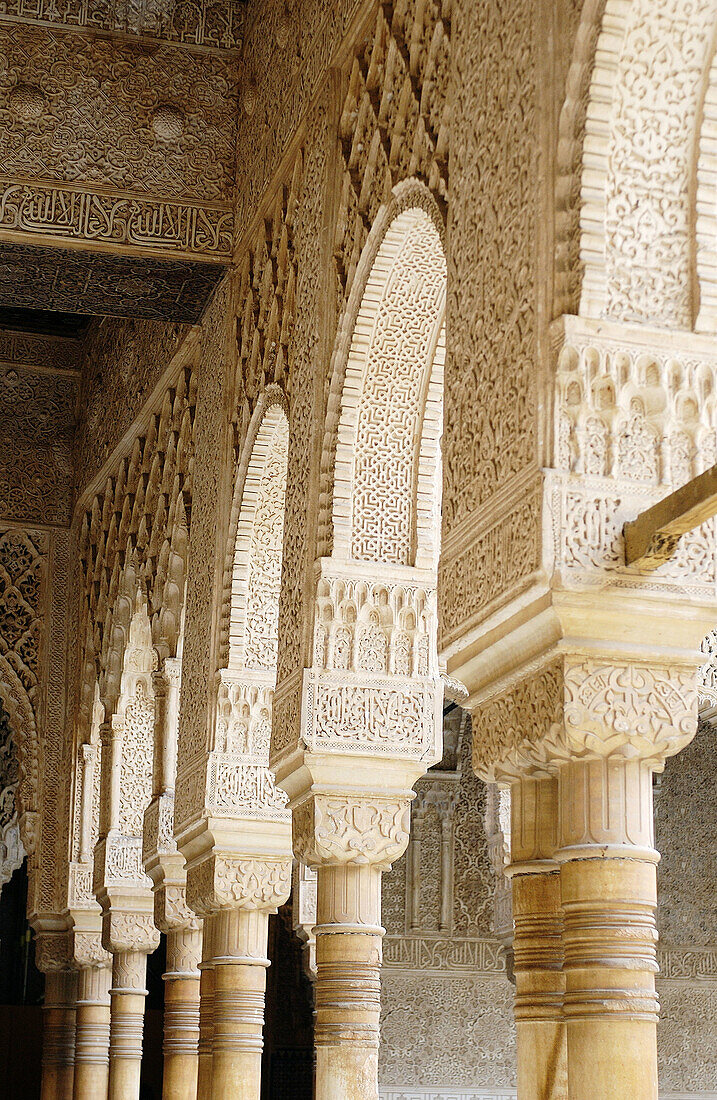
[0,861,43,1097]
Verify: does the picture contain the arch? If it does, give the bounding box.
[112,600,157,841]
[553,0,607,316]
[0,654,38,852]
[0,698,25,887]
[213,390,291,791]
[324,180,446,571]
[576,0,717,326]
[222,388,290,677]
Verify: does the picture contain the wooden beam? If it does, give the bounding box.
[624,463,717,570]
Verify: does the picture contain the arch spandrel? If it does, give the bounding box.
[177,391,292,925]
[576,0,717,328]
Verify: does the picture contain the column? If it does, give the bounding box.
[208,908,270,1100]
[293,791,412,1100]
[108,949,149,1100]
[163,926,202,1100]
[41,970,78,1100]
[508,775,567,1100]
[197,920,215,1100]
[184,842,292,1100]
[556,757,659,1100]
[73,964,111,1100]
[314,863,383,1100]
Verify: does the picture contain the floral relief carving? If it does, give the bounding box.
[473,658,698,779]
[186,855,292,915]
[0,23,238,257]
[603,0,716,327]
[562,661,697,762]
[1,0,245,48]
[293,795,411,871]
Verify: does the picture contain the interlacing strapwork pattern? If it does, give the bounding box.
[350,214,446,565]
[243,416,289,672]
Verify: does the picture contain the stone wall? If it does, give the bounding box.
[655,720,717,1096]
[379,716,517,1096]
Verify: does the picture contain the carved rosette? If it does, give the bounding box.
[293,794,412,872]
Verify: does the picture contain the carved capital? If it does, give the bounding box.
[102,910,160,956]
[35,929,73,974]
[154,883,201,934]
[186,854,291,917]
[473,661,564,781]
[73,930,112,971]
[473,657,698,780]
[293,793,411,871]
[562,660,697,762]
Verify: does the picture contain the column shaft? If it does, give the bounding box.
[41,970,78,1100]
[163,927,201,1100]
[197,962,214,1100]
[314,863,382,1100]
[208,908,270,1100]
[557,758,659,1100]
[73,965,111,1100]
[108,950,148,1100]
[509,776,567,1100]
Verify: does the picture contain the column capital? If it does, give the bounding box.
[73,929,112,971]
[186,853,291,918]
[293,792,412,872]
[102,910,160,957]
[473,654,698,782]
[153,882,202,935]
[34,927,74,974]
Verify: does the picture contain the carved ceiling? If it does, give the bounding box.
[0,324,81,526]
[0,241,225,322]
[0,0,244,325]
